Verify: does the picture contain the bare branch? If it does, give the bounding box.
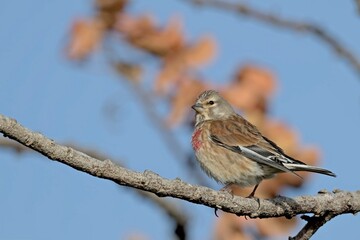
[0,138,188,240]
[185,0,360,78]
[290,212,337,240]
[0,113,359,239]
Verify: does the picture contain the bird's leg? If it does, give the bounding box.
[246,184,261,211]
[214,208,220,217]
[247,184,259,198]
[215,184,234,217]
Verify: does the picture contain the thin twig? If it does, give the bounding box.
[1,113,359,221]
[289,213,337,240]
[0,138,188,240]
[185,0,360,78]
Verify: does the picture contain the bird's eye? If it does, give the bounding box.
[208,100,215,105]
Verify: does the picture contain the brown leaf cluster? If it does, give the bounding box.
[67,1,323,239]
[166,65,276,127]
[67,19,105,60]
[67,0,127,60]
[115,14,216,93]
[222,65,276,112]
[166,77,208,127]
[116,14,184,56]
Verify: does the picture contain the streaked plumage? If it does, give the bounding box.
[191,90,335,197]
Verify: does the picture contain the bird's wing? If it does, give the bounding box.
[209,115,284,155]
[209,115,261,146]
[209,115,300,176]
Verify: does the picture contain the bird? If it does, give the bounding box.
[191,90,336,198]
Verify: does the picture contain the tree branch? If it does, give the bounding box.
[185,0,360,78]
[1,113,359,239]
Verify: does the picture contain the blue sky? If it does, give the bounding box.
[0,0,359,239]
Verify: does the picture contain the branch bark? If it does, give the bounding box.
[1,113,359,239]
[185,0,360,78]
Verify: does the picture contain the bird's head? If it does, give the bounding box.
[192,90,235,125]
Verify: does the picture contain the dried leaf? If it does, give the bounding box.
[67,19,104,60]
[96,0,127,12]
[155,17,183,53]
[166,78,207,126]
[117,15,183,56]
[221,84,259,110]
[155,55,184,94]
[235,65,276,97]
[185,36,217,67]
[116,14,155,40]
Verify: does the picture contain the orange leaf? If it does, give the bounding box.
[116,14,155,42]
[67,19,104,60]
[235,65,277,97]
[166,78,207,126]
[95,0,128,12]
[221,84,259,110]
[155,56,185,94]
[157,17,184,52]
[117,15,184,56]
[185,36,217,67]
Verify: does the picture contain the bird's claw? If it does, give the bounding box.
[214,208,219,217]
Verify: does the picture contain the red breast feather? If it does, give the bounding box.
[191,129,202,151]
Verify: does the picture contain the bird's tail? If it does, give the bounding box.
[284,163,336,177]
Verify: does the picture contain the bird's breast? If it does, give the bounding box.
[191,128,203,151]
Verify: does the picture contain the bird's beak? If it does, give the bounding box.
[191,103,203,112]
